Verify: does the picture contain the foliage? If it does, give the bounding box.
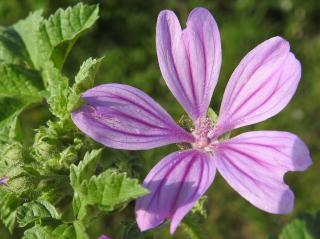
[0,3,148,238]
[280,211,320,239]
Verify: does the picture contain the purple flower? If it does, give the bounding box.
[0,176,9,186]
[98,235,111,239]
[72,8,312,234]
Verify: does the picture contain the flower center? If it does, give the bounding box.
[192,117,214,151]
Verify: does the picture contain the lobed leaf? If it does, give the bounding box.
[0,26,31,65]
[23,225,55,239]
[23,222,89,239]
[38,3,99,69]
[70,149,103,220]
[0,63,43,142]
[70,167,148,220]
[122,222,154,239]
[0,188,20,233]
[16,200,60,227]
[13,10,44,69]
[41,62,69,118]
[0,4,101,237]
[68,57,104,112]
[280,211,320,239]
[70,148,103,187]
[0,63,43,99]
[0,99,24,143]
[0,142,24,175]
[78,170,148,212]
[74,57,104,93]
[73,221,90,239]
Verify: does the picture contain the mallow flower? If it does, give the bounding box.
[98,235,111,239]
[0,176,8,186]
[72,7,312,234]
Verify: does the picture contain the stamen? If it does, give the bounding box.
[192,117,214,150]
[194,118,213,137]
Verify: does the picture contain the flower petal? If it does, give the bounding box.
[72,84,193,150]
[214,131,312,214]
[135,149,215,234]
[156,8,221,121]
[98,236,111,239]
[0,176,9,185]
[215,37,301,136]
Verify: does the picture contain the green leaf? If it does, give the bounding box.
[11,4,100,118]
[35,174,71,205]
[73,221,89,239]
[23,222,88,239]
[70,149,103,187]
[280,211,320,239]
[181,196,209,239]
[0,63,43,99]
[0,26,31,65]
[280,219,314,239]
[78,170,148,212]
[0,63,43,142]
[23,225,54,239]
[70,149,102,220]
[39,3,99,69]
[10,4,99,70]
[122,222,154,239]
[23,224,72,239]
[71,168,148,220]
[16,200,60,227]
[73,57,104,93]
[31,119,89,176]
[32,120,85,174]
[0,142,24,175]
[13,10,44,69]
[36,144,79,172]
[68,57,104,112]
[0,188,19,233]
[181,221,204,239]
[0,98,27,143]
[41,62,69,118]
[0,111,21,143]
[191,196,208,218]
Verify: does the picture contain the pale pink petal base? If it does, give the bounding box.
[215,131,312,213]
[135,150,216,234]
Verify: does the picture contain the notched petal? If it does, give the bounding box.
[215,130,312,214]
[156,8,221,121]
[135,150,215,234]
[216,37,301,136]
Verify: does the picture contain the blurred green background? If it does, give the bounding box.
[0,0,319,238]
